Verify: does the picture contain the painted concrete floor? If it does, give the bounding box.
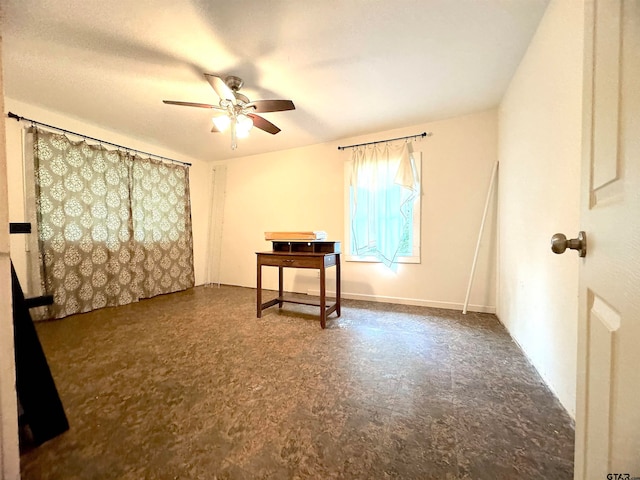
[21,285,574,479]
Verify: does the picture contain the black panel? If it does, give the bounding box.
[11,263,69,446]
[9,223,31,234]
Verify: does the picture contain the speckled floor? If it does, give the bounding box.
[21,285,574,479]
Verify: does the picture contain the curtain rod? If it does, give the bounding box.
[337,131,432,151]
[7,111,192,167]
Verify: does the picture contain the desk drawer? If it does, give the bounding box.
[259,255,323,269]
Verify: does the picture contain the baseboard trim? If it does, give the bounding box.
[306,289,496,314]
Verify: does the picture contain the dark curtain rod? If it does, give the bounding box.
[337,131,432,151]
[7,111,192,167]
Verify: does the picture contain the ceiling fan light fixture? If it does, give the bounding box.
[212,115,231,132]
[235,114,254,138]
[164,73,295,150]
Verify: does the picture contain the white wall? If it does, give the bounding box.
[4,97,213,290]
[0,34,21,480]
[214,109,498,312]
[5,101,499,314]
[498,0,583,417]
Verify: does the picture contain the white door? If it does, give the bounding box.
[574,1,640,479]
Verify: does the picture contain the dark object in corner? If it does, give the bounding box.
[12,263,68,446]
[10,223,68,447]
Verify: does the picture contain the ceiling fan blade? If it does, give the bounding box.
[248,114,281,135]
[204,73,236,104]
[163,100,218,109]
[248,100,296,113]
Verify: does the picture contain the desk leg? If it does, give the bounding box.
[320,265,326,329]
[256,262,262,318]
[336,254,341,317]
[278,266,284,308]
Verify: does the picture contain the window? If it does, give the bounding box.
[344,143,421,267]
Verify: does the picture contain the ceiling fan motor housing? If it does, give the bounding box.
[225,75,244,92]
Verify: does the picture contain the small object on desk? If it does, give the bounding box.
[264,231,327,241]
[256,241,341,329]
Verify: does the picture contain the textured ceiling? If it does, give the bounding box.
[2,0,549,161]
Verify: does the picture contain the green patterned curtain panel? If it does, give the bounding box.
[29,127,194,319]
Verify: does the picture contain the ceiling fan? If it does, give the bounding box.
[163,74,295,150]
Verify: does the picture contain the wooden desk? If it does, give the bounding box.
[256,241,341,329]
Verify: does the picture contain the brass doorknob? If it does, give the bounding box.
[551,231,587,257]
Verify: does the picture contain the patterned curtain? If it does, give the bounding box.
[29,127,194,319]
[130,155,194,298]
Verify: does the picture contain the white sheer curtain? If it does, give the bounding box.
[349,142,420,267]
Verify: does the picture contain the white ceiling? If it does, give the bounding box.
[2,0,549,162]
